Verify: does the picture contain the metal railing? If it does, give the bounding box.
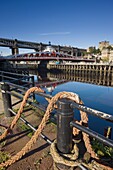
[0,79,113,169]
[0,70,34,86]
[0,81,112,146]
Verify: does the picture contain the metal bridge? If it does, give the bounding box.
[0,51,95,62]
[0,37,86,56]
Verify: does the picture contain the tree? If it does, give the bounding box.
[95,48,101,55]
[88,46,96,54]
[107,45,113,50]
[101,57,109,63]
[88,47,101,55]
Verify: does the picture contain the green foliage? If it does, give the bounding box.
[34,150,50,169]
[92,139,113,158]
[88,46,96,54]
[0,141,6,148]
[107,45,113,50]
[27,132,33,138]
[17,120,33,138]
[0,151,10,170]
[82,51,87,56]
[96,48,101,54]
[101,56,109,62]
[88,47,101,55]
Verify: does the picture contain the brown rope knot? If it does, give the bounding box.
[50,140,80,167]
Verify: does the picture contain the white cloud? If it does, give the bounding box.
[38,32,71,36]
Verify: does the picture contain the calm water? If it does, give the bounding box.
[32,72,113,139]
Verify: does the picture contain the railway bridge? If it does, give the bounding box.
[0,37,86,56]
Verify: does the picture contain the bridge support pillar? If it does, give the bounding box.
[58,45,61,53]
[11,47,19,55]
[39,43,43,52]
[71,47,74,56]
[75,52,78,57]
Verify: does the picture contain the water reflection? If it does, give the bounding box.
[30,68,113,87]
[29,69,113,139]
[47,71,113,87]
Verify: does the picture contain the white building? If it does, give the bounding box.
[109,50,113,62]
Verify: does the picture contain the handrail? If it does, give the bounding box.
[0,75,32,84]
[70,121,113,147]
[0,70,32,78]
[71,102,113,123]
[1,81,113,123]
[0,81,113,169]
[6,82,52,99]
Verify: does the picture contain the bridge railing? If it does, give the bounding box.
[0,81,113,169]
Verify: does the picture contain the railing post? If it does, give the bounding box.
[1,82,12,117]
[104,126,112,139]
[1,72,4,81]
[31,75,35,87]
[57,98,74,153]
[31,76,35,100]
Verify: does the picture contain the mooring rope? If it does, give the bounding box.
[0,87,44,141]
[0,87,112,170]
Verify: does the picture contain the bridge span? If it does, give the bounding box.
[0,37,86,56]
[0,51,95,63]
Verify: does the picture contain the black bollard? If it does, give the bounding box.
[57,98,74,154]
[1,82,12,117]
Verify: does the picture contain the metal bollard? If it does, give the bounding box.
[1,82,12,117]
[57,98,74,154]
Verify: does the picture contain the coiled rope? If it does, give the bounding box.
[0,87,112,170]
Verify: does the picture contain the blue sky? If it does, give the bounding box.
[0,0,113,55]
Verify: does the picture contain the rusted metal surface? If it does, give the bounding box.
[71,102,113,122]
